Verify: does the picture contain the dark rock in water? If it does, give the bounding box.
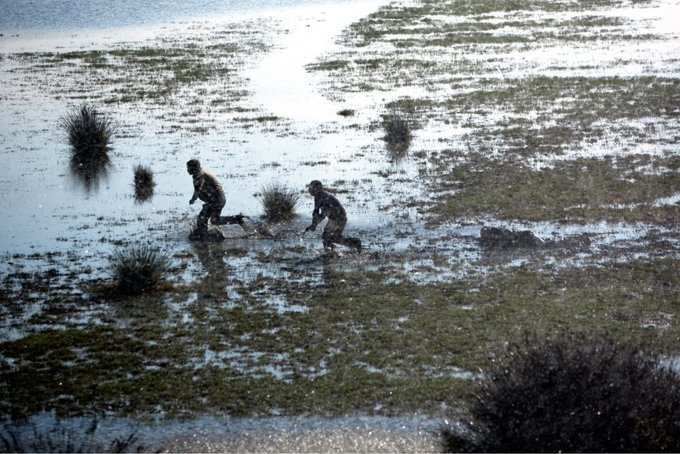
[480,226,542,249]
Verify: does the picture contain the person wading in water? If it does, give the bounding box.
[186,159,244,240]
[304,180,362,252]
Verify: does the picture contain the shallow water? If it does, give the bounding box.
[2,0,680,434]
[1,412,443,453]
[0,0,404,258]
[0,0,359,34]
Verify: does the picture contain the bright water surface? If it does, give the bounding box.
[0,0,347,33]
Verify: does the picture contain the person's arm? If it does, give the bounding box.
[306,197,324,231]
[189,175,201,204]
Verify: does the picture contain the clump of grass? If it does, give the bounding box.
[61,105,114,191]
[260,183,299,223]
[382,112,412,158]
[60,104,115,158]
[443,331,680,452]
[0,417,143,453]
[110,245,168,295]
[133,164,155,203]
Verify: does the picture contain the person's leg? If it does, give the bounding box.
[324,217,361,251]
[322,219,338,249]
[323,217,347,249]
[209,199,226,225]
[209,199,244,226]
[195,203,211,236]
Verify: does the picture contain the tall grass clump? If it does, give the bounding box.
[133,164,155,203]
[382,112,412,153]
[0,418,143,453]
[61,104,115,158]
[260,183,299,223]
[61,105,114,191]
[443,332,680,452]
[111,244,168,295]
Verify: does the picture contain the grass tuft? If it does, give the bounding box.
[110,245,168,295]
[0,417,142,453]
[443,331,680,452]
[260,183,299,223]
[133,164,155,203]
[382,112,412,158]
[60,104,115,158]
[61,105,114,191]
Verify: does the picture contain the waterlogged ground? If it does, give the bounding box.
[1,0,680,449]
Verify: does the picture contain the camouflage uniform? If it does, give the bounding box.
[308,187,361,251]
[190,167,242,237]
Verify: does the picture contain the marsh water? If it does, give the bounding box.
[2,0,680,450]
[0,0,451,448]
[0,0,357,33]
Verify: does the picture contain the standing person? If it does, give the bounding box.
[187,159,243,239]
[304,180,361,252]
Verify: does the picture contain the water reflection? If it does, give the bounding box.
[192,242,229,295]
[69,151,111,193]
[385,140,410,163]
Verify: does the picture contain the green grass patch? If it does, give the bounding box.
[427,154,680,223]
[3,258,680,418]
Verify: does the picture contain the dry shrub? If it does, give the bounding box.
[261,183,299,223]
[443,331,680,452]
[111,245,168,295]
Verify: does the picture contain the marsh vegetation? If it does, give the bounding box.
[1,0,680,449]
[61,105,115,191]
[110,245,168,295]
[260,183,300,223]
[0,418,142,453]
[61,105,115,158]
[443,332,680,452]
[133,165,155,203]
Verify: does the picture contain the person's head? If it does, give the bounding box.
[307,180,323,196]
[187,159,201,175]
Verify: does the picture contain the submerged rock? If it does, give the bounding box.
[480,226,543,249]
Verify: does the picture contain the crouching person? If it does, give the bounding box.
[305,180,361,252]
[187,159,243,240]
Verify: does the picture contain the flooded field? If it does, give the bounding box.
[1,0,680,450]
